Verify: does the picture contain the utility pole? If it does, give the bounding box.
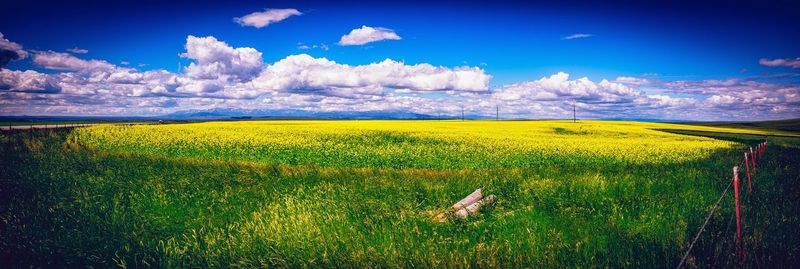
[461,107,465,121]
[496,105,499,120]
[573,101,576,123]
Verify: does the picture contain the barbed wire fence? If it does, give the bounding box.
[676,140,769,268]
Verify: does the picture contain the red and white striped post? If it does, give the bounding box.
[734,166,745,263]
[744,153,752,193]
[750,147,757,177]
[758,143,762,158]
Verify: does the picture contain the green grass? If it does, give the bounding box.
[686,118,800,134]
[0,121,100,126]
[1,123,798,268]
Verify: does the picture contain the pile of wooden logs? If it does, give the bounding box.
[452,189,496,219]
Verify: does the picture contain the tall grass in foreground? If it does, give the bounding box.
[1,121,798,268]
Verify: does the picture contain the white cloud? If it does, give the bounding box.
[338,26,401,46]
[234,8,301,28]
[251,54,491,94]
[614,76,656,86]
[488,73,800,120]
[706,94,738,106]
[493,72,639,103]
[0,32,28,68]
[180,35,264,82]
[562,33,593,40]
[638,94,697,108]
[1,34,799,120]
[33,51,116,73]
[0,69,61,93]
[297,43,329,51]
[66,47,89,54]
[6,35,490,102]
[759,57,800,68]
[779,88,800,103]
[619,76,800,119]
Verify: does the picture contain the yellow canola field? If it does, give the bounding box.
[70,120,764,168]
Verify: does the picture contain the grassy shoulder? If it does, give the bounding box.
[682,118,800,135]
[0,121,99,126]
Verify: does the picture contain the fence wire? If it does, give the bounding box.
[676,142,766,268]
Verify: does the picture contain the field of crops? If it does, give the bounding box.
[2,120,799,267]
[70,120,757,167]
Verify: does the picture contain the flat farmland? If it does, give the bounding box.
[2,120,798,267]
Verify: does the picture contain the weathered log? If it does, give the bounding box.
[455,195,497,218]
[452,189,482,211]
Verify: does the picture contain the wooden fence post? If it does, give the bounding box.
[745,153,752,194]
[751,147,757,177]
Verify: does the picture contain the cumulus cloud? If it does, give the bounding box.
[639,94,697,108]
[234,8,301,28]
[66,47,89,54]
[487,73,800,120]
[562,33,593,40]
[33,51,116,73]
[3,35,490,103]
[338,26,401,46]
[486,73,711,120]
[759,57,800,68]
[1,34,798,120]
[251,54,491,95]
[180,35,264,82]
[705,95,738,107]
[0,69,61,93]
[619,75,800,119]
[493,72,639,103]
[0,32,28,68]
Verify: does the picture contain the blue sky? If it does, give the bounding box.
[1,0,799,120]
